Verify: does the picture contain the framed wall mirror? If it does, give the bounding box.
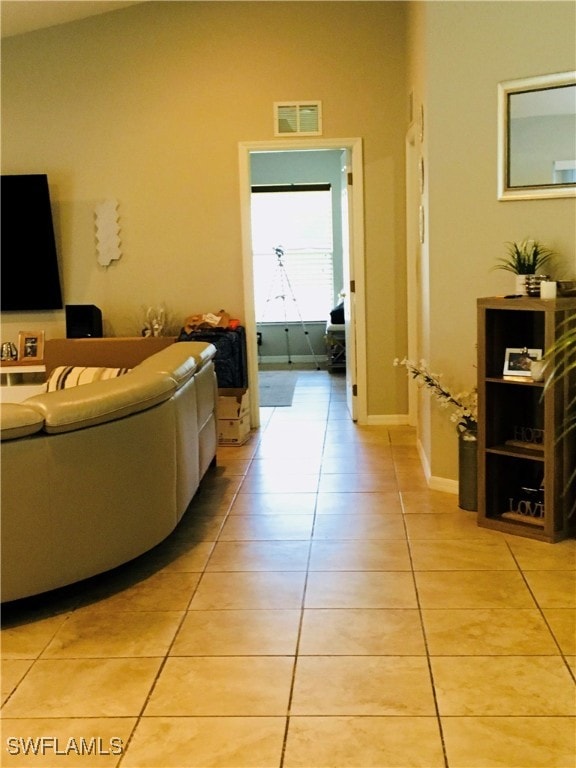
[498,71,576,200]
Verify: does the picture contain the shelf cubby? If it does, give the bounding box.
[477,297,576,542]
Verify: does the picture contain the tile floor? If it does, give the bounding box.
[1,370,575,768]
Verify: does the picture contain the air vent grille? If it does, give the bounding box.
[274,101,322,136]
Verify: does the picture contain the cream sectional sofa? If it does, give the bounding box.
[0,338,218,603]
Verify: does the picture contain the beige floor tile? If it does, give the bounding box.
[305,571,418,609]
[213,458,252,476]
[315,491,402,515]
[291,656,435,715]
[410,539,519,570]
[206,541,310,571]
[422,609,558,655]
[432,656,576,715]
[318,473,399,493]
[323,424,388,442]
[1,659,33,704]
[392,456,426,472]
[401,490,468,514]
[219,514,314,541]
[523,570,576,608]
[246,457,322,476]
[189,571,306,610]
[319,455,395,474]
[416,571,535,609]
[541,608,576,655]
[197,474,245,497]
[395,471,430,491]
[256,429,325,447]
[254,443,324,460]
[390,445,420,462]
[321,442,391,459]
[240,473,320,494]
[217,441,258,461]
[313,513,406,540]
[171,609,300,656]
[145,656,293,716]
[441,716,576,768]
[345,427,392,445]
[42,610,183,658]
[1,718,136,767]
[4,388,574,768]
[308,539,411,571]
[175,512,228,541]
[2,658,161,717]
[299,609,426,655]
[190,488,238,512]
[155,541,215,573]
[284,716,445,768]
[230,493,317,515]
[86,571,201,612]
[405,512,497,539]
[122,716,286,768]
[184,490,235,513]
[387,426,417,445]
[0,614,71,660]
[506,537,576,570]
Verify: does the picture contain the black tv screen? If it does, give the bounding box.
[1,174,64,311]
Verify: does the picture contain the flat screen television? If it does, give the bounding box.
[1,173,64,311]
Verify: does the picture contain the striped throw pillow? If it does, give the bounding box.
[46,366,132,392]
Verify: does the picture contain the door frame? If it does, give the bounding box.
[238,137,367,427]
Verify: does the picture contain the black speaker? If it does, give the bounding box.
[65,305,103,338]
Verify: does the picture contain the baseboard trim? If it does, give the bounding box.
[417,437,457,496]
[365,414,409,426]
[416,437,431,481]
[258,354,328,364]
[429,476,458,495]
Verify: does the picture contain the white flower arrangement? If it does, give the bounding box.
[394,357,477,433]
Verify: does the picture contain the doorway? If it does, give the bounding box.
[238,138,367,428]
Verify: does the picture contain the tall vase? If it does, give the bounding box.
[458,428,478,511]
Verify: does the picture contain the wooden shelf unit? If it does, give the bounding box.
[477,297,576,542]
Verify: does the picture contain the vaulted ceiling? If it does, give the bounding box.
[1,1,143,38]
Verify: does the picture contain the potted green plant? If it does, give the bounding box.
[493,239,555,295]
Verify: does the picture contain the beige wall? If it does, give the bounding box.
[0,1,408,418]
[408,1,576,486]
[3,1,574,485]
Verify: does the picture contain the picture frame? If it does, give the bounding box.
[18,330,45,362]
[503,347,542,377]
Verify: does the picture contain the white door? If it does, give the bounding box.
[340,149,357,420]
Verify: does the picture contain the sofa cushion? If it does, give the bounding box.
[1,403,45,441]
[25,370,176,434]
[47,365,132,392]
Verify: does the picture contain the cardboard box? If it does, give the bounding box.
[218,387,250,420]
[218,414,250,446]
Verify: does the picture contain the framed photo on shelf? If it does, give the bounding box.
[17,330,45,362]
[503,347,542,377]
